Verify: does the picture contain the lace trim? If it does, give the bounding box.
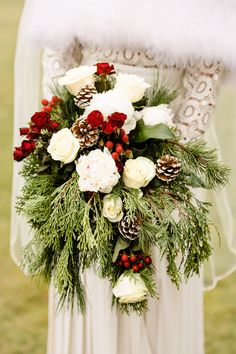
[174,59,224,142]
[82,46,183,70]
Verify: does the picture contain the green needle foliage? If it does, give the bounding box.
[14,83,230,314]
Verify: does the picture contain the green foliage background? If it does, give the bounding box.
[0,1,235,353]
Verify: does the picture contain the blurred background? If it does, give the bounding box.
[0,1,236,353]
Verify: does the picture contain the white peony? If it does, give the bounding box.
[58,66,96,95]
[112,272,148,303]
[102,194,123,222]
[84,90,136,134]
[76,148,120,193]
[114,73,150,103]
[123,157,156,189]
[141,104,175,128]
[47,128,80,164]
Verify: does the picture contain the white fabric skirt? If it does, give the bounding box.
[47,248,204,354]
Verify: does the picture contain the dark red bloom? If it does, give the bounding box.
[108,112,127,129]
[115,160,123,172]
[13,147,25,161]
[96,62,115,76]
[31,112,50,128]
[48,121,60,131]
[102,121,115,134]
[20,127,30,136]
[27,126,41,139]
[86,110,104,128]
[21,140,36,155]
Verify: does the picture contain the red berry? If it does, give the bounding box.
[41,99,49,106]
[44,106,52,113]
[116,144,123,154]
[132,264,139,272]
[144,256,152,265]
[112,152,119,160]
[138,262,144,269]
[49,100,55,107]
[137,254,143,260]
[124,261,131,269]
[121,134,129,143]
[105,141,114,149]
[130,255,137,263]
[52,96,59,103]
[121,254,129,262]
[118,260,123,266]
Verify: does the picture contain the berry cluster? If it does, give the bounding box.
[41,96,61,113]
[105,129,132,171]
[114,251,152,273]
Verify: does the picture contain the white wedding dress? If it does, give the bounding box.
[41,43,223,354]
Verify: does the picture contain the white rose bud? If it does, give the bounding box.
[112,272,148,303]
[47,128,80,164]
[102,194,123,222]
[123,157,156,189]
[58,66,96,95]
[76,148,120,193]
[114,73,150,103]
[141,104,175,128]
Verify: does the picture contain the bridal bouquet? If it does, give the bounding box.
[14,62,229,313]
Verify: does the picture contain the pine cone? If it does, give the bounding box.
[71,119,99,149]
[74,85,97,108]
[118,215,141,240]
[156,155,181,182]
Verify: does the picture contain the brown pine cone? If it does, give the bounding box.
[156,155,181,182]
[118,215,141,240]
[74,85,97,109]
[71,119,99,149]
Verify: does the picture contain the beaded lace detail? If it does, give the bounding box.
[42,44,223,142]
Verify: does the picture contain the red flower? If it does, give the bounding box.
[86,110,104,128]
[27,126,41,139]
[20,127,30,136]
[31,112,50,128]
[96,63,115,76]
[115,160,123,172]
[21,140,36,155]
[108,112,127,129]
[102,121,115,134]
[13,147,25,161]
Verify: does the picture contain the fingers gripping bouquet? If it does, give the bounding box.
[14,62,229,313]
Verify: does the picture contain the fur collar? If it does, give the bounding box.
[24,0,236,69]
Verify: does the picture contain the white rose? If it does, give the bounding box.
[58,66,96,95]
[76,148,120,193]
[102,194,123,222]
[123,157,156,189]
[47,128,80,164]
[114,73,150,103]
[84,90,136,134]
[141,104,175,128]
[112,272,148,303]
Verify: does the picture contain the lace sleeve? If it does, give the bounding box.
[174,59,224,142]
[42,40,82,97]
